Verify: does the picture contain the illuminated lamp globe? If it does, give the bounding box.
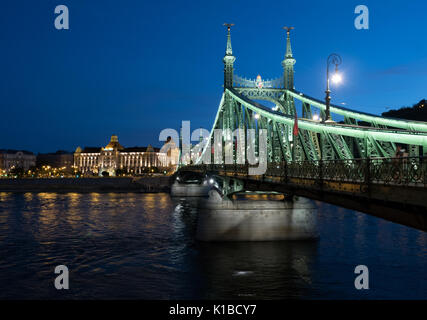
[331,73,342,84]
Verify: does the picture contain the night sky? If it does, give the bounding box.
[1,0,426,153]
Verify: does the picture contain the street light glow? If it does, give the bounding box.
[324,53,342,122]
[331,72,342,84]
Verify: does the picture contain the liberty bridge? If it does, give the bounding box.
[174,25,427,236]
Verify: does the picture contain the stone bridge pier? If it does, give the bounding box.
[171,173,318,241]
[196,189,318,241]
[170,171,210,197]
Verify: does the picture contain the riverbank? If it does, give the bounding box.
[0,176,172,193]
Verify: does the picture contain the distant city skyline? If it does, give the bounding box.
[1,0,426,153]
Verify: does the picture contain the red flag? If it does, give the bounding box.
[293,112,299,136]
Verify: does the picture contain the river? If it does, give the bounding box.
[0,192,425,299]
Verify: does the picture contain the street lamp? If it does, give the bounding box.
[324,53,342,122]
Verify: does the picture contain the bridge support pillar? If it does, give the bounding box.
[171,181,210,197]
[196,190,318,241]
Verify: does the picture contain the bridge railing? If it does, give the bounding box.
[369,157,426,185]
[182,157,427,187]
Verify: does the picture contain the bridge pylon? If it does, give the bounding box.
[186,26,427,168]
[223,23,236,90]
[282,26,296,90]
[176,26,427,232]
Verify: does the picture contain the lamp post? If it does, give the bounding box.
[324,53,342,122]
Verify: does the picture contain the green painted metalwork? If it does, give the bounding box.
[286,90,427,132]
[282,28,296,90]
[223,24,235,90]
[193,27,427,166]
[228,89,427,146]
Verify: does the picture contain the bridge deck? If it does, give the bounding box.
[180,158,427,231]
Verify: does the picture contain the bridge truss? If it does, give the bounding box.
[175,26,427,230]
[186,26,427,168]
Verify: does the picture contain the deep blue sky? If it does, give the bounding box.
[1,0,426,153]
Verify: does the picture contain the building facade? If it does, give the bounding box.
[0,150,36,172]
[74,135,179,176]
[36,150,73,169]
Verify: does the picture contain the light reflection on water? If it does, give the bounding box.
[0,192,425,299]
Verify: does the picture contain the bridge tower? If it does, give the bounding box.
[223,24,236,90]
[282,27,296,90]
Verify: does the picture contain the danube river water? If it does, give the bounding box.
[0,192,425,299]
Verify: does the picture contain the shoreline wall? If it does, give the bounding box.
[0,177,172,193]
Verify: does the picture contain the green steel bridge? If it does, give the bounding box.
[177,26,427,231]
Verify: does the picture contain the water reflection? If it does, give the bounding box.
[170,198,318,299]
[197,241,317,299]
[0,192,12,202]
[0,193,425,299]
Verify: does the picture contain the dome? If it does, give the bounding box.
[105,135,124,150]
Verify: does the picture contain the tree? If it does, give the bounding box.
[101,171,109,177]
[115,167,128,176]
[10,167,25,178]
[151,167,160,173]
[382,99,427,121]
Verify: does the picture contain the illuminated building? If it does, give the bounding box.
[0,150,36,172]
[74,135,179,176]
